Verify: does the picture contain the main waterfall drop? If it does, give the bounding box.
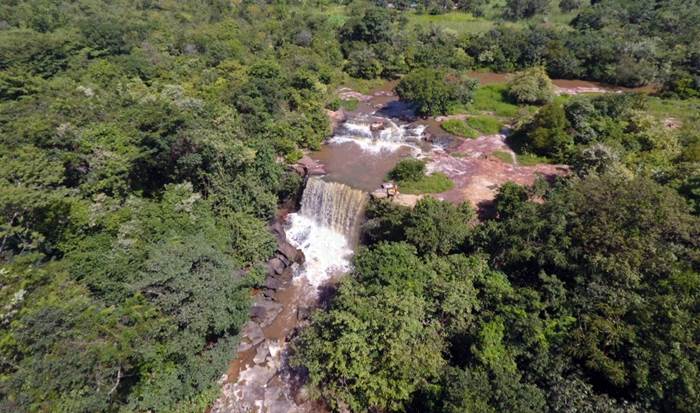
[299,177,368,236]
[286,177,368,288]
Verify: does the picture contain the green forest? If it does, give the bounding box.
[1,0,699,412]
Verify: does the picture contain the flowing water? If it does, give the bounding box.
[285,177,368,287]
[214,176,370,413]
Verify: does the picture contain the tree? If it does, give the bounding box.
[396,69,478,115]
[559,0,584,13]
[292,277,445,412]
[504,0,551,20]
[507,66,555,105]
[522,103,573,159]
[404,197,474,255]
[389,158,426,181]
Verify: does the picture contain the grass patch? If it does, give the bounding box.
[442,115,503,138]
[398,172,454,194]
[492,150,514,164]
[339,76,387,94]
[442,119,478,138]
[517,153,551,166]
[405,11,496,34]
[470,84,520,117]
[646,96,700,122]
[327,97,359,111]
[466,115,503,134]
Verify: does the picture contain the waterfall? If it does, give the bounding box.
[285,177,368,288]
[299,177,368,236]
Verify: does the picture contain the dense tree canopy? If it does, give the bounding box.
[396,68,478,115]
[1,1,699,412]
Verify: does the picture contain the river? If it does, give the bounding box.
[211,74,634,412]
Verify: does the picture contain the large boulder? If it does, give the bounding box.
[251,299,283,327]
[277,240,304,265]
[268,257,286,275]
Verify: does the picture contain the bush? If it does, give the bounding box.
[396,69,478,115]
[389,158,426,182]
[526,103,573,158]
[503,0,551,20]
[507,66,555,105]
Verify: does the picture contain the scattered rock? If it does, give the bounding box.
[251,299,283,327]
[296,306,313,321]
[265,277,285,291]
[269,257,286,275]
[392,194,423,207]
[238,321,265,352]
[253,342,270,364]
[270,220,285,239]
[278,240,304,265]
[371,188,388,199]
[296,156,326,176]
[277,266,295,282]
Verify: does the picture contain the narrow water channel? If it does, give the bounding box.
[211,87,424,413]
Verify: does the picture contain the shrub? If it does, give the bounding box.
[389,158,426,182]
[507,66,555,105]
[396,68,478,115]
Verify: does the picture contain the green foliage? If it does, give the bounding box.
[441,119,478,138]
[292,262,445,411]
[507,66,555,105]
[525,103,573,158]
[389,159,454,194]
[442,115,503,138]
[404,197,474,255]
[504,0,552,20]
[2,1,700,412]
[466,115,503,134]
[477,174,700,412]
[396,68,478,115]
[0,2,338,410]
[389,158,426,181]
[469,84,520,117]
[492,150,515,164]
[398,173,454,194]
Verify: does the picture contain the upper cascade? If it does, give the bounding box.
[338,116,425,142]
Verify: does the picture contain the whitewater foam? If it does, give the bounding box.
[330,118,426,154]
[285,213,354,289]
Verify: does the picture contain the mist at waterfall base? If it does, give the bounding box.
[285,177,368,290]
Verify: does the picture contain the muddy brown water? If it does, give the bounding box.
[311,141,414,192]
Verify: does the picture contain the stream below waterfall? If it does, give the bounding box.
[211,74,634,412]
[211,85,425,413]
